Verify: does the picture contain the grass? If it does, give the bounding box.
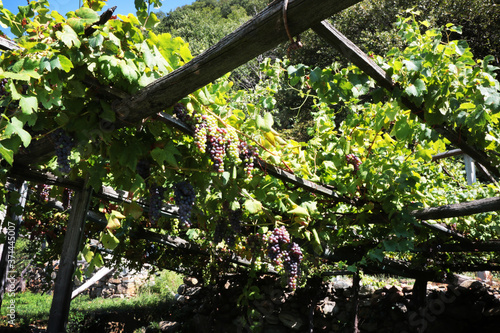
[0,270,183,332]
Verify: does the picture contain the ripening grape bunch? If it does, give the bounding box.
[173,103,191,123]
[149,183,165,225]
[51,129,75,174]
[0,78,8,96]
[38,184,51,202]
[229,208,242,234]
[174,181,196,228]
[266,226,303,290]
[238,141,258,178]
[346,153,362,173]
[173,102,259,178]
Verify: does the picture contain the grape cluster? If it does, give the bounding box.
[174,181,196,228]
[238,141,258,178]
[207,127,227,173]
[266,226,303,290]
[51,129,75,174]
[149,184,165,225]
[38,184,51,202]
[229,208,242,234]
[346,153,362,173]
[136,159,151,183]
[173,103,191,123]
[0,78,8,96]
[173,102,258,178]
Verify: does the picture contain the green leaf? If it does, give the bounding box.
[459,102,475,110]
[67,7,99,33]
[0,143,14,165]
[5,117,31,147]
[288,206,309,217]
[119,61,138,83]
[57,55,73,72]
[244,199,262,214]
[19,96,38,115]
[55,25,81,48]
[101,229,119,250]
[82,244,94,263]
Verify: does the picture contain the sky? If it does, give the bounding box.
[1,0,194,38]
[1,0,194,19]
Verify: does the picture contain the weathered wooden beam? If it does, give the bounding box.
[8,165,178,217]
[312,21,500,179]
[432,149,463,161]
[0,36,20,51]
[311,20,394,91]
[71,267,114,300]
[47,180,92,333]
[155,112,349,202]
[110,0,363,127]
[411,196,500,220]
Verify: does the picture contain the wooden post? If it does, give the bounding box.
[47,181,92,333]
[464,154,476,185]
[0,181,28,308]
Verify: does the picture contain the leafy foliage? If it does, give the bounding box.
[0,0,499,299]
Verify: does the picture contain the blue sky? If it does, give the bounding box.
[1,0,194,38]
[1,0,194,18]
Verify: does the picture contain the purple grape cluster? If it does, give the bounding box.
[136,159,151,183]
[0,78,8,96]
[174,181,196,228]
[173,103,191,123]
[149,184,165,225]
[229,209,242,234]
[238,141,258,178]
[51,129,75,174]
[38,184,51,202]
[173,102,258,178]
[266,226,303,290]
[346,153,362,173]
[207,127,228,173]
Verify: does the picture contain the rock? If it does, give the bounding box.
[177,284,187,295]
[254,299,275,316]
[321,300,337,315]
[278,311,303,330]
[360,284,376,296]
[184,276,199,286]
[158,321,181,332]
[333,279,351,289]
[485,306,500,317]
[175,294,187,304]
[270,289,286,304]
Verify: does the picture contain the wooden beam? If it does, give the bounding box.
[156,112,349,202]
[47,180,92,333]
[311,20,394,91]
[0,36,20,51]
[110,0,363,126]
[411,196,500,220]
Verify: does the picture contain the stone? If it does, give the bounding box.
[360,284,376,296]
[177,284,187,295]
[278,311,303,330]
[321,300,337,315]
[158,321,181,332]
[333,279,351,289]
[254,299,275,316]
[270,289,286,304]
[485,306,500,317]
[184,276,199,286]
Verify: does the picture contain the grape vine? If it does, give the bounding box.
[173,181,196,228]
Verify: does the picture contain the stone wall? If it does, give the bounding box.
[162,274,500,333]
